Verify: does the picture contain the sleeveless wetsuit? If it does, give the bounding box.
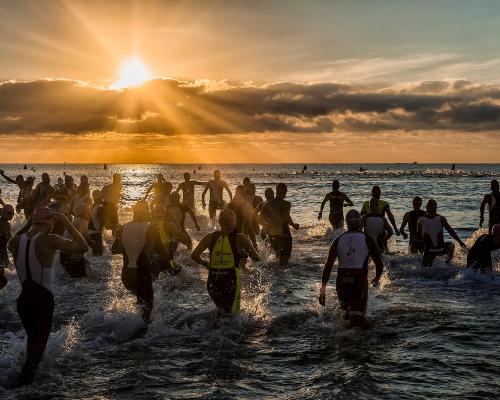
[208,232,241,315]
[15,233,55,381]
[420,214,453,267]
[362,199,389,216]
[467,234,500,271]
[334,231,371,316]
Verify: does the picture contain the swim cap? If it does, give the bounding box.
[219,208,237,232]
[492,224,500,237]
[346,209,362,229]
[32,206,56,225]
[92,189,102,200]
[1,204,14,218]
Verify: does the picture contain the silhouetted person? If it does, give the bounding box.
[400,196,426,254]
[480,179,500,234]
[175,172,206,210]
[202,170,232,226]
[466,224,500,272]
[361,186,400,235]
[318,179,354,229]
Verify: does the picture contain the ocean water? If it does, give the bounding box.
[0,163,499,400]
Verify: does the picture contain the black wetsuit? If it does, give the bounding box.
[207,232,242,315]
[327,191,348,228]
[88,202,104,257]
[467,234,500,271]
[408,209,426,253]
[487,192,500,232]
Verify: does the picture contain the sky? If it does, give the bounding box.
[1,0,500,163]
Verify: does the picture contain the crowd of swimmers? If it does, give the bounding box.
[0,168,499,385]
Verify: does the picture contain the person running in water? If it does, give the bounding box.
[202,170,232,226]
[400,196,426,254]
[88,190,105,257]
[144,174,168,206]
[0,170,29,214]
[246,183,263,235]
[8,207,87,384]
[480,179,500,234]
[167,192,200,233]
[112,201,168,325]
[361,186,400,236]
[102,173,122,235]
[0,204,14,289]
[362,198,393,253]
[319,210,383,327]
[318,179,354,230]
[417,199,466,267]
[150,204,192,276]
[191,209,260,316]
[32,173,54,209]
[258,183,299,267]
[47,187,72,236]
[466,224,500,273]
[176,172,206,211]
[255,188,275,241]
[227,185,258,250]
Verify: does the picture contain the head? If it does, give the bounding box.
[92,189,102,202]
[156,174,165,183]
[492,224,500,245]
[346,209,362,231]
[331,179,340,191]
[184,172,190,182]
[243,177,251,187]
[32,206,56,233]
[26,176,35,187]
[371,186,381,199]
[219,208,237,233]
[80,175,88,185]
[412,196,423,210]
[15,175,23,185]
[132,200,150,222]
[491,179,499,192]
[264,188,275,201]
[1,204,15,221]
[426,199,438,215]
[170,191,181,205]
[113,173,121,184]
[57,177,63,185]
[65,175,74,188]
[42,173,50,183]
[153,203,167,220]
[165,181,173,193]
[76,203,91,220]
[214,170,221,180]
[276,183,287,199]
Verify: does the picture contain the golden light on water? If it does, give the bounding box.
[111,57,151,89]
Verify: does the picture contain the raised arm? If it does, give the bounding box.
[442,217,466,248]
[191,233,213,269]
[49,213,88,254]
[0,170,18,185]
[319,238,339,305]
[366,235,384,284]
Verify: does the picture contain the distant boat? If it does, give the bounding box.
[198,166,202,170]
[23,164,27,170]
[104,163,108,170]
[359,166,367,172]
[451,164,456,171]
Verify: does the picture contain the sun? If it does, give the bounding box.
[111,57,151,89]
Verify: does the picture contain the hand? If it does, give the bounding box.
[401,232,408,240]
[317,212,322,221]
[318,288,326,306]
[293,223,300,230]
[371,277,380,286]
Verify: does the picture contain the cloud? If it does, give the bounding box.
[2,77,500,136]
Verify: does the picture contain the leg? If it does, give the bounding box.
[421,250,436,267]
[208,202,217,225]
[281,235,293,267]
[136,270,154,324]
[444,242,455,263]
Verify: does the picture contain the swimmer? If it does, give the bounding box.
[167,192,200,233]
[88,190,105,257]
[362,198,393,253]
[466,224,500,273]
[258,183,299,267]
[0,204,15,289]
[202,170,232,226]
[400,196,426,254]
[319,210,383,326]
[227,185,258,250]
[318,179,354,230]
[361,186,400,235]
[8,207,87,384]
[102,173,122,235]
[175,172,206,211]
[191,209,260,316]
[32,173,54,208]
[417,199,467,267]
[255,188,275,241]
[480,179,500,234]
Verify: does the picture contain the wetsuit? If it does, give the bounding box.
[0,216,11,289]
[261,198,293,265]
[487,192,500,233]
[467,234,500,272]
[207,232,242,315]
[327,191,349,228]
[150,220,181,276]
[361,199,390,216]
[178,181,204,210]
[15,233,55,382]
[88,202,104,256]
[206,180,228,217]
[329,231,380,317]
[420,215,453,267]
[102,183,120,230]
[407,209,426,253]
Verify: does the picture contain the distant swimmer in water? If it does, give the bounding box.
[399,196,426,254]
[112,201,168,325]
[101,173,122,236]
[258,183,299,267]
[319,210,383,327]
[318,179,354,230]
[417,199,466,267]
[88,190,105,257]
[362,198,393,253]
[255,188,274,241]
[466,224,500,273]
[191,209,260,316]
[361,186,400,236]
[175,172,206,211]
[150,204,192,276]
[0,204,14,290]
[60,204,92,278]
[480,179,500,234]
[202,170,233,226]
[8,207,87,384]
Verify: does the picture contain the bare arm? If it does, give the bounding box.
[343,193,354,207]
[186,207,200,230]
[399,212,409,238]
[191,233,213,269]
[442,217,466,248]
[318,194,329,219]
[49,213,88,253]
[366,235,384,283]
[386,208,399,235]
[224,182,233,201]
[319,238,339,305]
[0,171,17,185]
[285,203,299,230]
[7,235,20,261]
[144,184,154,200]
[416,218,424,240]
[202,184,209,207]
[237,233,260,261]
[479,194,490,227]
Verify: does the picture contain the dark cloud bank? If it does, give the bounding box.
[1,77,500,135]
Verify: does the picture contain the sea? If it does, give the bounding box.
[0,163,499,400]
